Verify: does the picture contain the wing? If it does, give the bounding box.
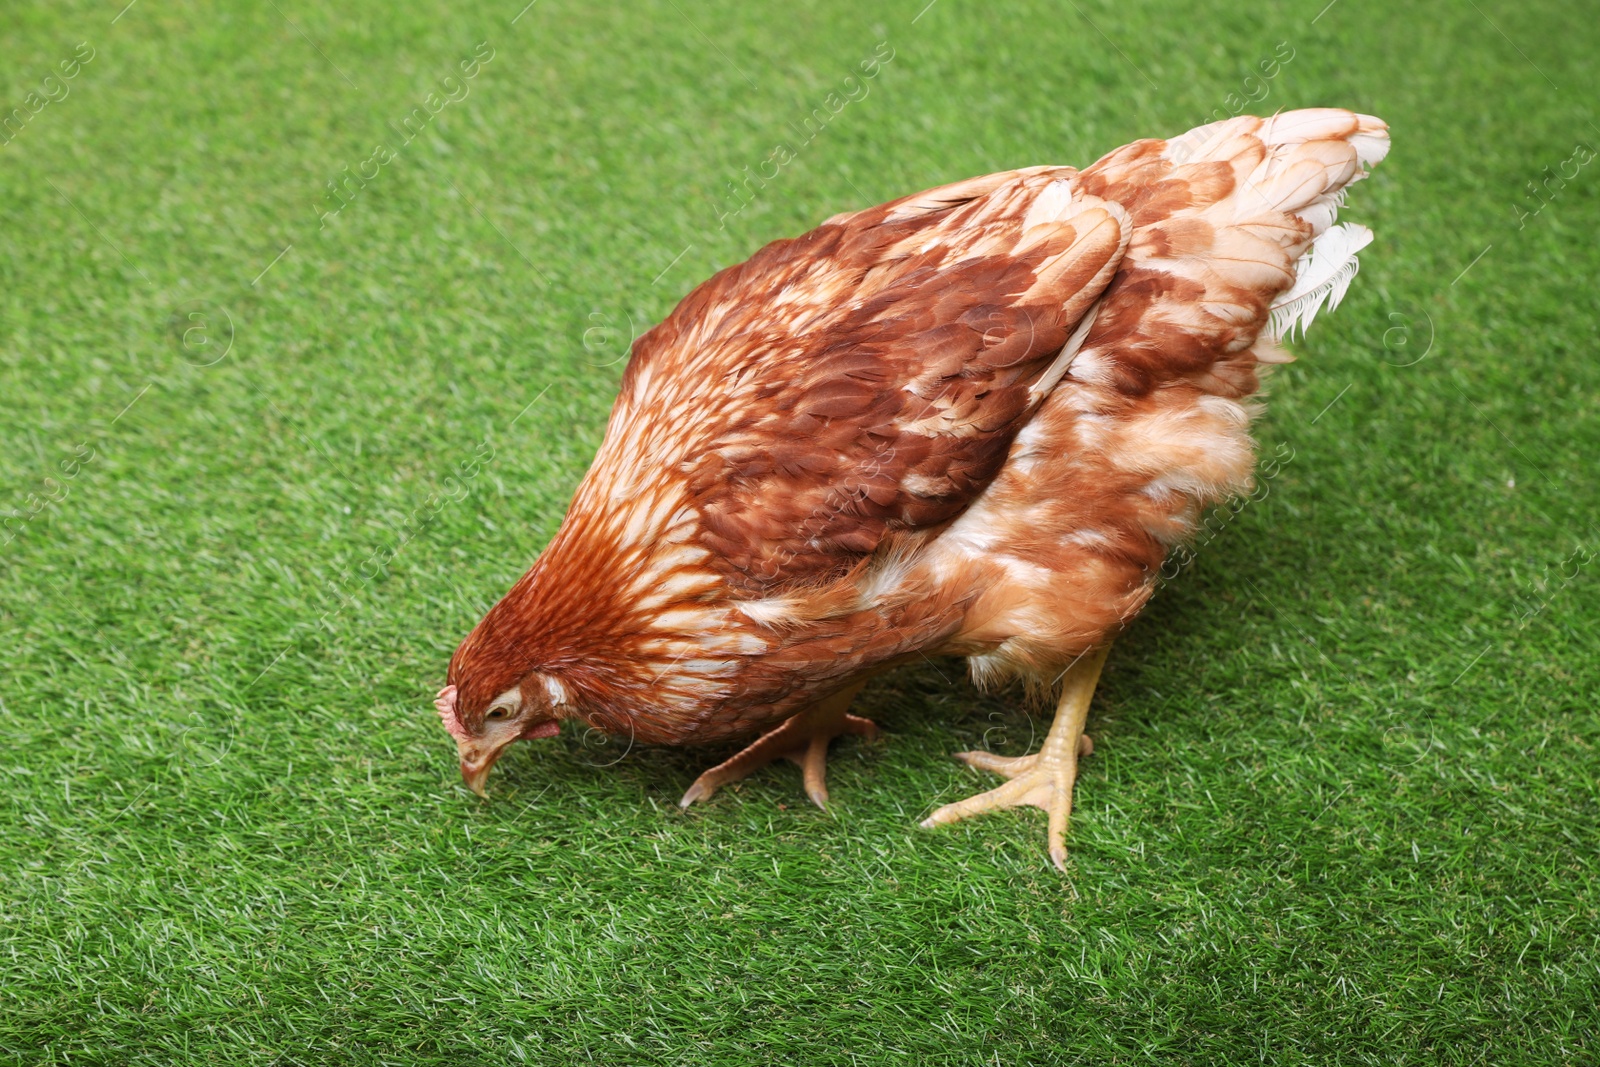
[599,169,1130,596]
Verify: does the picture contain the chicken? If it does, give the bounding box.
[436,108,1390,868]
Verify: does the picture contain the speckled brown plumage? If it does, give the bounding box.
[439,109,1390,804]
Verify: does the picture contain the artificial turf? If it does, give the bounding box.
[2,0,1597,1062]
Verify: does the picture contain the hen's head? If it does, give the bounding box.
[434,680,567,796]
[436,496,697,789]
[436,619,578,796]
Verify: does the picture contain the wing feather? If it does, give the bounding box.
[593,171,1129,595]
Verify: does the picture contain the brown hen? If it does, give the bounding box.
[436,108,1390,868]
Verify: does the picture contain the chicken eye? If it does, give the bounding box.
[487,706,514,721]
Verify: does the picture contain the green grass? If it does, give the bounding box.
[2,0,1597,1062]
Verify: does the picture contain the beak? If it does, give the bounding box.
[457,742,502,797]
[454,721,559,797]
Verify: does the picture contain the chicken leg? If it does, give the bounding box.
[922,644,1109,870]
[679,682,874,810]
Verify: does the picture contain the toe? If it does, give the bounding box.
[679,779,715,808]
[841,713,880,741]
[801,736,831,809]
[954,750,1033,777]
[921,775,1035,827]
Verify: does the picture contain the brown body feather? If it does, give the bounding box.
[443,109,1389,750]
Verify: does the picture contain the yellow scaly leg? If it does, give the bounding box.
[921,644,1109,870]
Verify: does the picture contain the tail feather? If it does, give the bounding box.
[926,110,1391,684]
[1075,107,1389,389]
[1268,222,1373,341]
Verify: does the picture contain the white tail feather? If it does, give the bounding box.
[1267,223,1373,342]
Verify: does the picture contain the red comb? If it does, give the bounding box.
[435,685,471,742]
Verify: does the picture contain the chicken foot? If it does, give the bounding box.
[922,644,1109,870]
[679,683,873,810]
